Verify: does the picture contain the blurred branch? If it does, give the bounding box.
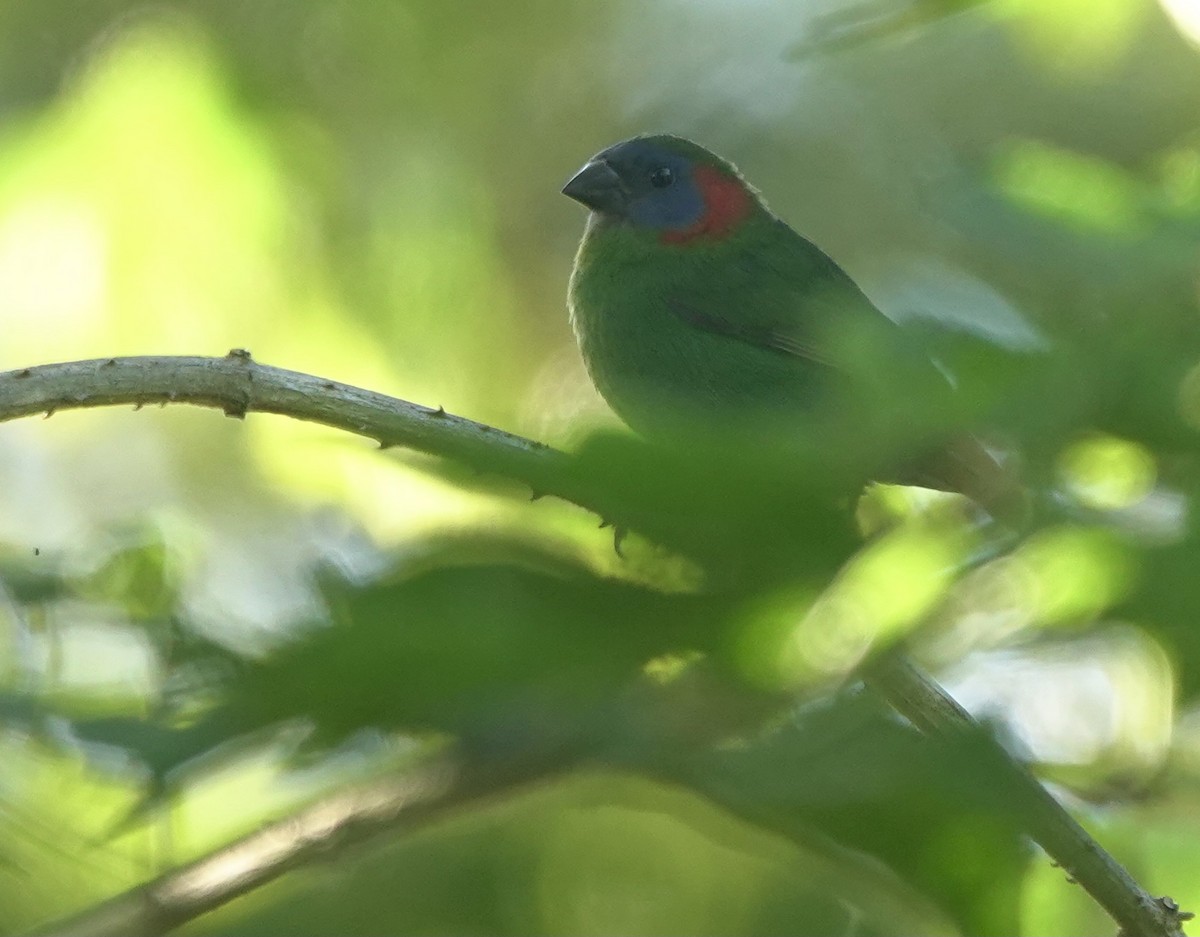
[0,353,1188,937]
[30,746,572,937]
[865,654,1191,937]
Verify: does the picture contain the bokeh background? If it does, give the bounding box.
[2,0,1200,934]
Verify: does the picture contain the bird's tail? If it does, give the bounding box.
[901,434,1029,526]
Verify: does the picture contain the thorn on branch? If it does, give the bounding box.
[43,408,55,419]
[529,490,544,501]
[596,519,628,555]
[15,369,31,378]
[1157,896,1193,922]
[102,359,116,367]
[133,402,144,411]
[430,406,446,418]
[226,348,253,361]
[613,526,628,558]
[322,382,336,390]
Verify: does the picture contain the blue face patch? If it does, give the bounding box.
[597,142,708,231]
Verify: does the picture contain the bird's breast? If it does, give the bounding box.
[567,237,824,444]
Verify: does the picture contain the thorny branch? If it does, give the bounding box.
[1,353,1188,937]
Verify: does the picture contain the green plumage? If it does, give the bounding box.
[563,135,1019,515]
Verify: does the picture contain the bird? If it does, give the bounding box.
[561,133,1021,520]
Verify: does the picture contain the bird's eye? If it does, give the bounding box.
[649,166,674,188]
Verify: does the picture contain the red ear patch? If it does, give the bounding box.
[661,165,752,245]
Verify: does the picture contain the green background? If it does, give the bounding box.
[2,0,1200,934]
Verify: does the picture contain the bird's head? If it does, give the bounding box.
[562,135,761,245]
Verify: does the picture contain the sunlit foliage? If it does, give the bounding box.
[2,1,1200,935]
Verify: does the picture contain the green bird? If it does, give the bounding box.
[562,133,1018,517]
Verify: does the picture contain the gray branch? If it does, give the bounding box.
[31,748,571,937]
[1,353,1188,937]
[865,654,1189,937]
[0,351,583,507]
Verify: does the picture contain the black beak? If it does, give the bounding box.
[562,159,628,215]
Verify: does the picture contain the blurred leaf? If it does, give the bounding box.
[997,0,1142,75]
[648,692,1030,936]
[78,529,180,621]
[994,141,1152,235]
[1119,534,1200,700]
[66,536,754,785]
[1058,433,1158,511]
[0,545,71,604]
[183,771,960,937]
[789,0,986,58]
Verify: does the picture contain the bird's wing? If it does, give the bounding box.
[668,219,896,373]
[668,302,842,368]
